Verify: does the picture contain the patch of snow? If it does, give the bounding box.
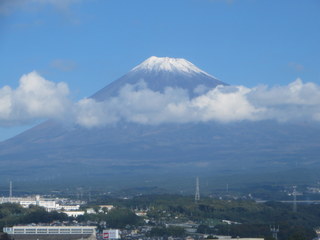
[131,56,214,77]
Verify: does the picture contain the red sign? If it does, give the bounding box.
[103,232,109,239]
[103,229,120,239]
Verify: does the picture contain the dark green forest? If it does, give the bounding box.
[0,203,68,229]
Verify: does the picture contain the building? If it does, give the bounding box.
[166,222,199,233]
[3,226,96,240]
[99,205,114,211]
[62,210,85,217]
[102,229,121,239]
[135,211,147,216]
[0,195,81,212]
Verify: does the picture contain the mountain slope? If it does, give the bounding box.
[0,56,320,188]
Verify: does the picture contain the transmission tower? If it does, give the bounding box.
[270,225,279,240]
[9,181,12,199]
[195,177,200,202]
[293,186,297,212]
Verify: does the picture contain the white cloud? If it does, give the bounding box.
[75,98,119,127]
[248,79,320,106]
[1,72,320,128]
[73,79,320,127]
[247,79,320,122]
[0,71,71,126]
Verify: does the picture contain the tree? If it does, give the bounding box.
[197,224,214,234]
[105,208,142,228]
[149,226,185,237]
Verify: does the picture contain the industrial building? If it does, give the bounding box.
[3,226,97,240]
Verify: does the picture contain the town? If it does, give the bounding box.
[0,180,320,240]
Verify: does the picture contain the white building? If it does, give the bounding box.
[86,208,96,214]
[103,229,121,239]
[63,211,85,217]
[99,205,114,211]
[0,195,80,212]
[3,226,96,240]
[4,226,96,235]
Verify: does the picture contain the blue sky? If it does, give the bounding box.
[0,0,320,140]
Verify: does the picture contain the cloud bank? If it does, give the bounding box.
[0,71,71,126]
[75,82,261,127]
[1,72,320,128]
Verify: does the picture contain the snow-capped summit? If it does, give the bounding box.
[92,56,227,100]
[131,56,213,77]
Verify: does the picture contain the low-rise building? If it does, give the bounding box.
[3,226,96,240]
[0,195,81,212]
[62,211,85,217]
[99,205,114,211]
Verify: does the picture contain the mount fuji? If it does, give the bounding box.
[92,56,226,100]
[1,56,320,190]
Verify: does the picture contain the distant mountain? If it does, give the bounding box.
[1,56,320,190]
